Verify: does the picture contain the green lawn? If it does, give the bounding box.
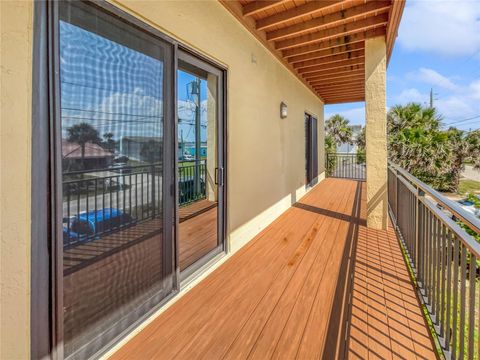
[459,179,480,195]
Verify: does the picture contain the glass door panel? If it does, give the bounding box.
[58,2,174,357]
[177,51,225,278]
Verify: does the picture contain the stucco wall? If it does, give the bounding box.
[110,0,325,249]
[0,1,33,359]
[365,36,388,229]
[0,0,324,355]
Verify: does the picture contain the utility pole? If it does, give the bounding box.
[430,88,433,108]
[194,77,201,197]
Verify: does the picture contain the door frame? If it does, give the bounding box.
[305,112,319,187]
[31,1,228,359]
[176,48,228,284]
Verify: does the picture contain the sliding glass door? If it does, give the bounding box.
[47,2,226,358]
[57,2,174,358]
[176,50,225,279]
[305,113,318,186]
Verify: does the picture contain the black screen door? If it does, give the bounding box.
[305,113,318,185]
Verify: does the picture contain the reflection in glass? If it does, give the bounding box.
[59,2,170,357]
[177,65,219,272]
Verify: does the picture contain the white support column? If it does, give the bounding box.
[365,36,388,230]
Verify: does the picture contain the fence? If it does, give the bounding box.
[326,153,366,180]
[62,160,206,247]
[388,161,480,360]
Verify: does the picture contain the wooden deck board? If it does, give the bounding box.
[110,178,437,360]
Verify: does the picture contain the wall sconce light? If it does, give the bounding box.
[280,102,288,119]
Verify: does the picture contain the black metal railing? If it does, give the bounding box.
[178,160,207,206]
[62,160,206,248]
[388,161,480,360]
[326,153,365,180]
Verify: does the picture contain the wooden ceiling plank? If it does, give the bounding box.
[324,97,365,104]
[310,76,365,87]
[242,0,288,17]
[306,70,365,83]
[256,0,343,31]
[321,88,365,95]
[304,68,364,80]
[288,41,364,64]
[267,1,391,41]
[302,64,364,79]
[294,49,364,69]
[298,57,364,75]
[275,13,389,51]
[282,27,386,58]
[317,83,365,90]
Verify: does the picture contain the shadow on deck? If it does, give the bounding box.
[110,178,436,360]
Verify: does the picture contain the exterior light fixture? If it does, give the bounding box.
[280,102,288,119]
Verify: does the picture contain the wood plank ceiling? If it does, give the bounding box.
[220,0,405,104]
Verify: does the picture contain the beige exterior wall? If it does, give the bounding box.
[365,36,388,230]
[0,1,34,359]
[0,0,324,356]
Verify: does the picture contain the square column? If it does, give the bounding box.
[365,36,388,229]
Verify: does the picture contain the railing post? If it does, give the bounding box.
[151,163,155,219]
[395,168,399,228]
[415,186,425,281]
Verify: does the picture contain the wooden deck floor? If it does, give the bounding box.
[110,178,436,360]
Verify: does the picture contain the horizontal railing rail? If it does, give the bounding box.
[62,160,206,248]
[326,152,366,180]
[388,161,480,360]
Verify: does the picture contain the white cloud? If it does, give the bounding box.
[392,88,428,104]
[325,106,365,125]
[408,68,460,91]
[398,0,480,57]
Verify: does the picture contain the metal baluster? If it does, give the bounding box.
[468,253,476,360]
[445,230,453,352]
[440,223,446,338]
[452,235,460,359]
[459,244,467,358]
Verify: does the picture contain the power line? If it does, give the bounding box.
[443,114,480,127]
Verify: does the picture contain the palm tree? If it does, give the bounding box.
[325,114,353,146]
[387,103,452,190]
[446,128,480,192]
[66,122,102,167]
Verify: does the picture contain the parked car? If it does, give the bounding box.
[457,198,480,218]
[63,208,135,246]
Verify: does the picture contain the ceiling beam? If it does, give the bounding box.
[256,0,344,31]
[242,0,287,17]
[321,88,365,95]
[324,97,365,104]
[288,41,364,64]
[275,13,388,51]
[305,70,365,82]
[310,75,365,87]
[266,1,391,41]
[313,82,365,92]
[297,58,364,75]
[294,49,364,69]
[282,27,386,58]
[301,64,364,79]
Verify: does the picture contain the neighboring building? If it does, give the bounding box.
[336,125,363,153]
[62,139,114,171]
[1,1,404,359]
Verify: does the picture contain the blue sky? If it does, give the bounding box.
[325,0,480,131]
